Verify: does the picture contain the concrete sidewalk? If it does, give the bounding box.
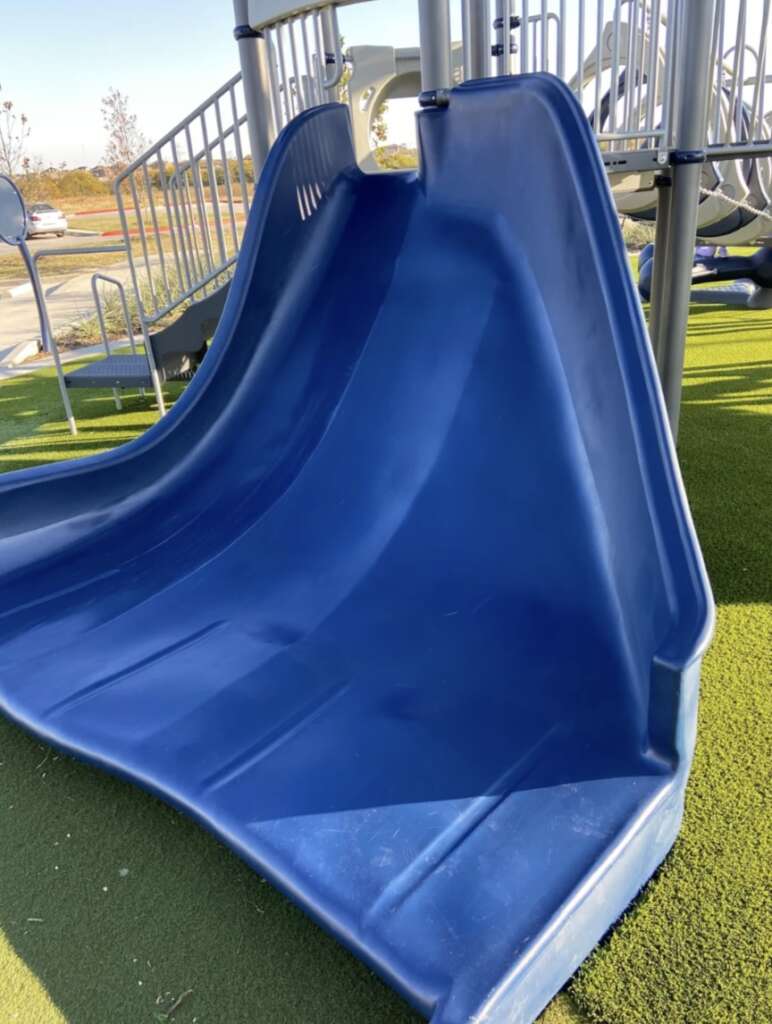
[0,262,135,365]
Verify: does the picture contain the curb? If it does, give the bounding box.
[72,206,119,217]
[7,281,32,300]
[0,337,40,368]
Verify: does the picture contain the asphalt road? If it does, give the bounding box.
[26,230,122,256]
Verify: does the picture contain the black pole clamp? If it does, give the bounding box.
[233,24,263,41]
[418,90,451,109]
[493,15,522,29]
[669,149,706,166]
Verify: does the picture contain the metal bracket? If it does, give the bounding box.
[669,149,706,166]
[492,15,521,29]
[602,149,665,173]
[418,90,451,109]
[233,24,263,40]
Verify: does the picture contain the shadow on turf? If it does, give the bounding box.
[0,372,179,474]
[679,359,772,606]
[0,715,424,1024]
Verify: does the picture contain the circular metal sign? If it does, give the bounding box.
[0,175,28,246]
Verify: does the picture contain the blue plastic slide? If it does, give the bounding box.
[0,77,712,1024]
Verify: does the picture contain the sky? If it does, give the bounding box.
[0,0,763,168]
[0,0,422,168]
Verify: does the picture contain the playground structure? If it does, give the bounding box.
[638,240,772,306]
[347,27,772,245]
[347,43,464,170]
[0,1,769,1022]
[2,1,770,437]
[118,0,772,437]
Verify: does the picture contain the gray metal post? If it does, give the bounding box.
[463,0,490,81]
[647,176,672,368]
[418,0,453,93]
[19,241,77,436]
[233,0,276,179]
[320,6,339,102]
[652,0,717,439]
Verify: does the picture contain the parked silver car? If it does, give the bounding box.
[26,202,67,237]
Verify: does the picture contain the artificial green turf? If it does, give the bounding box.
[569,301,772,1024]
[0,308,769,1024]
[0,366,185,474]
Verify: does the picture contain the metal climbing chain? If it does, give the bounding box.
[699,186,772,224]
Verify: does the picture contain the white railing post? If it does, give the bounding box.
[233,0,276,177]
[463,0,491,81]
[418,0,453,93]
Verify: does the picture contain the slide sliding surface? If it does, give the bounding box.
[0,77,712,1024]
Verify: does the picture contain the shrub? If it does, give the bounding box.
[620,217,656,250]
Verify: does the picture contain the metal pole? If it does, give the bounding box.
[652,0,717,440]
[233,0,276,180]
[462,0,490,81]
[647,176,672,367]
[19,240,77,436]
[139,319,167,416]
[320,7,340,101]
[418,0,453,93]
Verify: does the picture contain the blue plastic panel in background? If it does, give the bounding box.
[0,76,712,1024]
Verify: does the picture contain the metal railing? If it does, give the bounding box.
[450,1,771,163]
[107,3,347,420]
[260,4,345,134]
[90,273,146,410]
[346,1,770,238]
[32,242,127,353]
[442,1,680,159]
[93,0,769,433]
[114,73,251,330]
[108,0,772,320]
[111,1,770,336]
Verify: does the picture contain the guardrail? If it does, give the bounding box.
[259,4,345,134]
[90,273,148,410]
[97,0,770,432]
[32,243,128,353]
[110,2,347,408]
[113,1,770,319]
[113,74,250,335]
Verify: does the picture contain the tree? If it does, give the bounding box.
[101,88,148,174]
[0,84,31,177]
[371,101,388,146]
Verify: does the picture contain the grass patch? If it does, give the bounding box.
[0,299,769,1023]
[0,364,184,473]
